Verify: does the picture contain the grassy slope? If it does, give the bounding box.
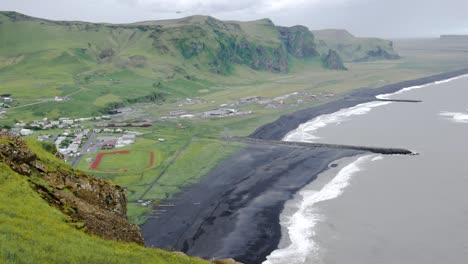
[0,139,208,264]
[0,12,294,123]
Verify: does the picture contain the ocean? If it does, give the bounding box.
[264,75,468,263]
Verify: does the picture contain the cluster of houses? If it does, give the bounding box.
[13,115,113,131]
[0,95,13,108]
[98,132,140,149]
[55,129,90,156]
[161,108,252,120]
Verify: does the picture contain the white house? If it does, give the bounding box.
[20,129,34,136]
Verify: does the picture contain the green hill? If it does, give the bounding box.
[313,29,400,62]
[0,11,399,124]
[0,133,208,263]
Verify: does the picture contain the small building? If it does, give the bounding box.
[108,109,121,115]
[121,134,135,143]
[20,129,33,136]
[101,141,116,150]
[62,119,74,126]
[67,143,80,153]
[3,97,13,103]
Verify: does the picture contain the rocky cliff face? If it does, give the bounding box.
[147,16,318,74]
[313,29,400,62]
[0,133,144,245]
[322,49,347,70]
[277,25,319,58]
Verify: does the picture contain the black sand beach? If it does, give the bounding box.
[141,68,468,264]
[142,144,362,263]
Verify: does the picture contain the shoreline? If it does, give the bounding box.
[141,68,468,264]
[250,68,468,140]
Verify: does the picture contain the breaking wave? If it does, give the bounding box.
[263,155,380,264]
[440,111,468,123]
[283,101,391,143]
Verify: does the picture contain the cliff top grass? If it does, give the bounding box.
[0,136,209,264]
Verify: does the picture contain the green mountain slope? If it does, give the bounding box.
[0,133,208,264]
[0,11,399,124]
[0,11,322,122]
[313,29,400,62]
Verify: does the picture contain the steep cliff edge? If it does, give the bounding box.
[321,49,347,70]
[0,133,143,244]
[277,25,319,58]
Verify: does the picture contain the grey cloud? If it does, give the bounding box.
[0,0,467,37]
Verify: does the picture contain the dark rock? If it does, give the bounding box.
[322,49,347,70]
[277,25,319,58]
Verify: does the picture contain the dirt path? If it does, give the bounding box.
[138,139,192,200]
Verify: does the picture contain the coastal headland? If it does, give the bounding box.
[141,68,468,264]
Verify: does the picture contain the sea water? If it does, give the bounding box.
[265,75,468,264]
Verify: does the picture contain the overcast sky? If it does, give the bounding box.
[1,0,467,38]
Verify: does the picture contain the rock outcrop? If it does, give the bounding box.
[313,29,400,62]
[277,25,319,58]
[0,133,144,245]
[321,49,347,70]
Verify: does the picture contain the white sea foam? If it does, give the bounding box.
[376,84,427,99]
[371,155,384,162]
[283,101,390,142]
[263,155,375,264]
[434,74,468,84]
[377,74,468,99]
[439,111,468,123]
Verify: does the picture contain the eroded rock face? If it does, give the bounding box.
[321,49,347,70]
[277,25,319,58]
[0,133,144,245]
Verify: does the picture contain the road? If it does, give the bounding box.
[138,139,192,200]
[8,87,88,110]
[71,132,96,168]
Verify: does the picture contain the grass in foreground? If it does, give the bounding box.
[0,161,209,264]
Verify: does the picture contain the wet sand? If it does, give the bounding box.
[141,68,468,264]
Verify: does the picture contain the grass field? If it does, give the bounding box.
[76,127,242,224]
[90,150,155,172]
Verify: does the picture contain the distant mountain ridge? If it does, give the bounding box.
[313,29,400,62]
[440,35,468,42]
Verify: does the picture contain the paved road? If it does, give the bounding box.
[8,87,88,110]
[71,132,96,168]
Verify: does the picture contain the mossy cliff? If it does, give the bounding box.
[0,133,143,244]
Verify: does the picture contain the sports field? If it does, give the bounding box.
[90,150,155,172]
